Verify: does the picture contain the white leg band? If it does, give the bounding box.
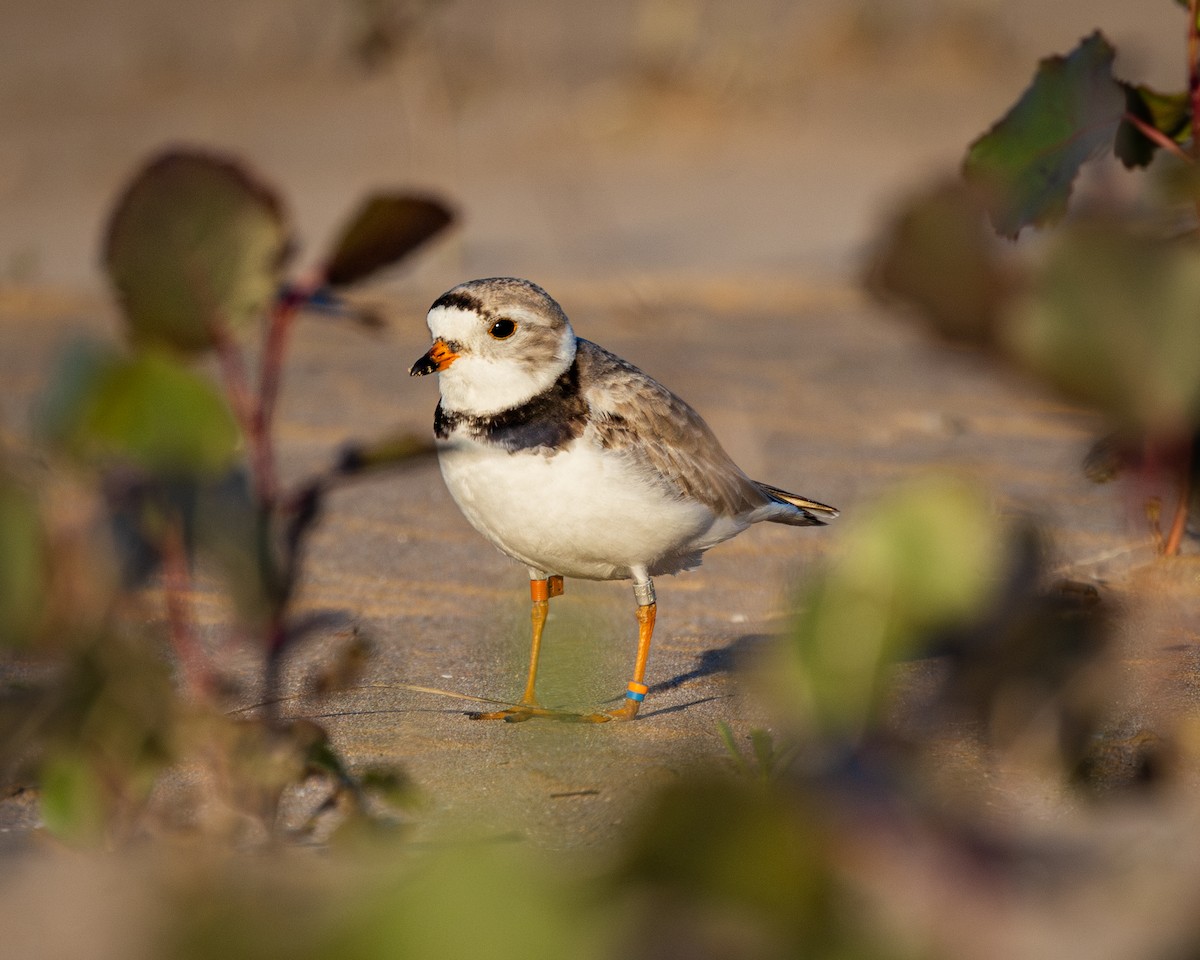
[633,579,656,606]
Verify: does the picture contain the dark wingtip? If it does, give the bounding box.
[758,482,839,521]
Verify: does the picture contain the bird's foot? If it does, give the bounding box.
[577,681,648,722]
[467,701,583,723]
[577,701,641,724]
[468,701,641,723]
[467,701,543,722]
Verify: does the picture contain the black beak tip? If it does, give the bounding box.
[409,356,433,377]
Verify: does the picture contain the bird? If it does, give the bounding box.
[410,277,837,722]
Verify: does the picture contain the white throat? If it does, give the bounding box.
[427,305,577,416]
[437,349,574,414]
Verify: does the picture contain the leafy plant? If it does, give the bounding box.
[105,152,291,354]
[717,722,799,783]
[2,145,451,844]
[872,2,1200,555]
[0,475,49,647]
[962,24,1194,238]
[98,146,449,702]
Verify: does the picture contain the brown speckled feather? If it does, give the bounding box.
[576,339,773,518]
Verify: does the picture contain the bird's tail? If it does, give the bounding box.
[758,482,839,526]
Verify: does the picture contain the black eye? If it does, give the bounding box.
[489,318,517,340]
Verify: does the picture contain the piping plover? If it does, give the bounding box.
[410,277,837,722]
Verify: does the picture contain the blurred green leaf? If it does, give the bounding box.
[163,858,334,960]
[221,718,313,821]
[190,470,281,622]
[39,751,109,844]
[36,627,175,843]
[1148,152,1200,210]
[357,766,412,801]
[291,286,388,330]
[717,720,751,776]
[964,31,1125,238]
[284,719,346,781]
[41,342,240,476]
[50,629,176,764]
[749,729,777,777]
[935,569,1113,766]
[718,723,796,783]
[162,839,609,960]
[326,842,610,960]
[778,479,1005,741]
[0,476,47,647]
[1081,431,1140,484]
[323,194,453,289]
[104,149,291,353]
[101,470,283,631]
[357,765,418,814]
[336,431,437,476]
[306,628,373,697]
[1115,84,1191,168]
[624,775,825,913]
[866,181,1011,344]
[616,775,882,958]
[1005,220,1200,431]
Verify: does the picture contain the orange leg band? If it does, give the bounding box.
[530,575,564,602]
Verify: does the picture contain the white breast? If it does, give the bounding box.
[436,429,731,581]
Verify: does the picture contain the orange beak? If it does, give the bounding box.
[409,339,459,377]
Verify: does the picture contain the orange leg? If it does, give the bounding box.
[469,576,563,722]
[582,579,657,723]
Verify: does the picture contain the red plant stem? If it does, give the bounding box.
[210,276,313,510]
[210,319,278,510]
[262,613,291,721]
[1191,0,1200,154]
[1175,5,1200,555]
[1191,0,1200,186]
[210,322,256,441]
[1163,1,1200,557]
[255,276,321,509]
[254,302,296,505]
[161,513,212,699]
[1123,113,1192,163]
[1164,465,1193,556]
[210,279,323,704]
[257,279,322,708]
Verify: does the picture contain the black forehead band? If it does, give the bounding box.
[430,290,489,316]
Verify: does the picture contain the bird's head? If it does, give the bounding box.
[410,277,577,415]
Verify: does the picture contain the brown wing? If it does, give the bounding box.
[576,339,771,518]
